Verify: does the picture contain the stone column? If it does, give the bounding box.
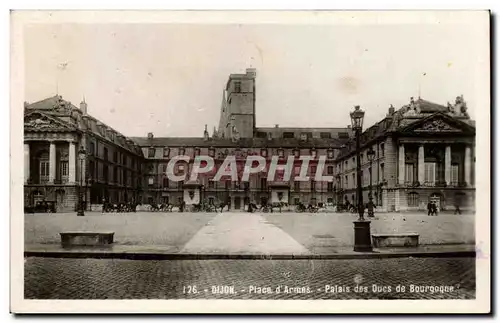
[445,145,451,185]
[418,144,425,184]
[398,144,405,185]
[24,143,30,184]
[465,145,472,186]
[68,141,76,183]
[49,142,56,183]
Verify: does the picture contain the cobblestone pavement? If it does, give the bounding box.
[25,257,475,300]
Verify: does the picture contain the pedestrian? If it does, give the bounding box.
[454,201,462,215]
[367,199,375,217]
[427,201,432,216]
[432,202,438,216]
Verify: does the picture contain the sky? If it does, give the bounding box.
[24,14,488,137]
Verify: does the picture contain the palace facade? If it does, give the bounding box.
[24,96,144,212]
[24,68,476,212]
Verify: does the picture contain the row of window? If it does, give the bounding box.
[148,147,335,159]
[340,143,385,173]
[149,176,336,192]
[404,162,460,183]
[256,131,350,140]
[341,164,385,189]
[89,142,138,169]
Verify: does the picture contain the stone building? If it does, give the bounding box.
[24,95,144,212]
[132,68,353,209]
[335,96,476,212]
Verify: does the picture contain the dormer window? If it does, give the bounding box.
[194,147,201,157]
[208,147,215,157]
[310,148,317,158]
[293,148,300,158]
[327,148,334,159]
[278,148,284,158]
[179,147,186,156]
[261,148,268,157]
[163,147,170,158]
[148,148,156,158]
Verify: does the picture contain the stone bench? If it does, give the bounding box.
[60,231,115,247]
[372,233,419,248]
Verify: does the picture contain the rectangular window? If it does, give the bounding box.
[208,180,214,189]
[163,148,170,158]
[345,175,348,189]
[327,149,334,159]
[103,147,108,161]
[311,166,317,175]
[283,132,294,139]
[89,142,95,155]
[294,149,300,157]
[424,162,436,184]
[261,149,268,157]
[311,180,316,191]
[40,161,50,181]
[294,165,301,177]
[405,163,414,183]
[148,176,154,185]
[381,143,385,157]
[294,197,300,205]
[261,178,267,190]
[380,163,385,180]
[294,181,300,192]
[451,164,459,184]
[327,182,334,192]
[194,148,201,157]
[310,149,317,158]
[163,177,169,188]
[113,151,118,163]
[320,132,331,139]
[148,148,155,158]
[179,148,185,155]
[327,166,334,175]
[234,81,241,93]
[60,161,68,177]
[352,173,355,187]
[278,149,284,157]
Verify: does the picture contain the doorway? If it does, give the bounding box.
[429,193,443,211]
[234,197,241,210]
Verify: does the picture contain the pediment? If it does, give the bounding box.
[399,114,474,135]
[24,111,76,132]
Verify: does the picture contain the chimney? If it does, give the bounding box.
[347,125,351,129]
[274,124,279,128]
[80,98,88,115]
[387,104,395,116]
[147,132,154,142]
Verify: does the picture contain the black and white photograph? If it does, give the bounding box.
[10,10,490,314]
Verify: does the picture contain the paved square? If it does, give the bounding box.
[25,211,475,254]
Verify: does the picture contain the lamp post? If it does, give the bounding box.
[367,147,376,217]
[350,106,372,252]
[77,146,86,216]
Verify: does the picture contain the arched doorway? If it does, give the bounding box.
[429,192,444,211]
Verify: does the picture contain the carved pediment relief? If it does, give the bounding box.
[413,118,461,133]
[24,112,74,132]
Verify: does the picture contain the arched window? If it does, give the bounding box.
[407,192,419,207]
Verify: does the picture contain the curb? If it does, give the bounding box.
[24,250,476,260]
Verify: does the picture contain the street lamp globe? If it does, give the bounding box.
[350,105,365,131]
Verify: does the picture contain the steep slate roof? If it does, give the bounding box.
[131,136,348,148]
[336,97,476,160]
[25,96,143,156]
